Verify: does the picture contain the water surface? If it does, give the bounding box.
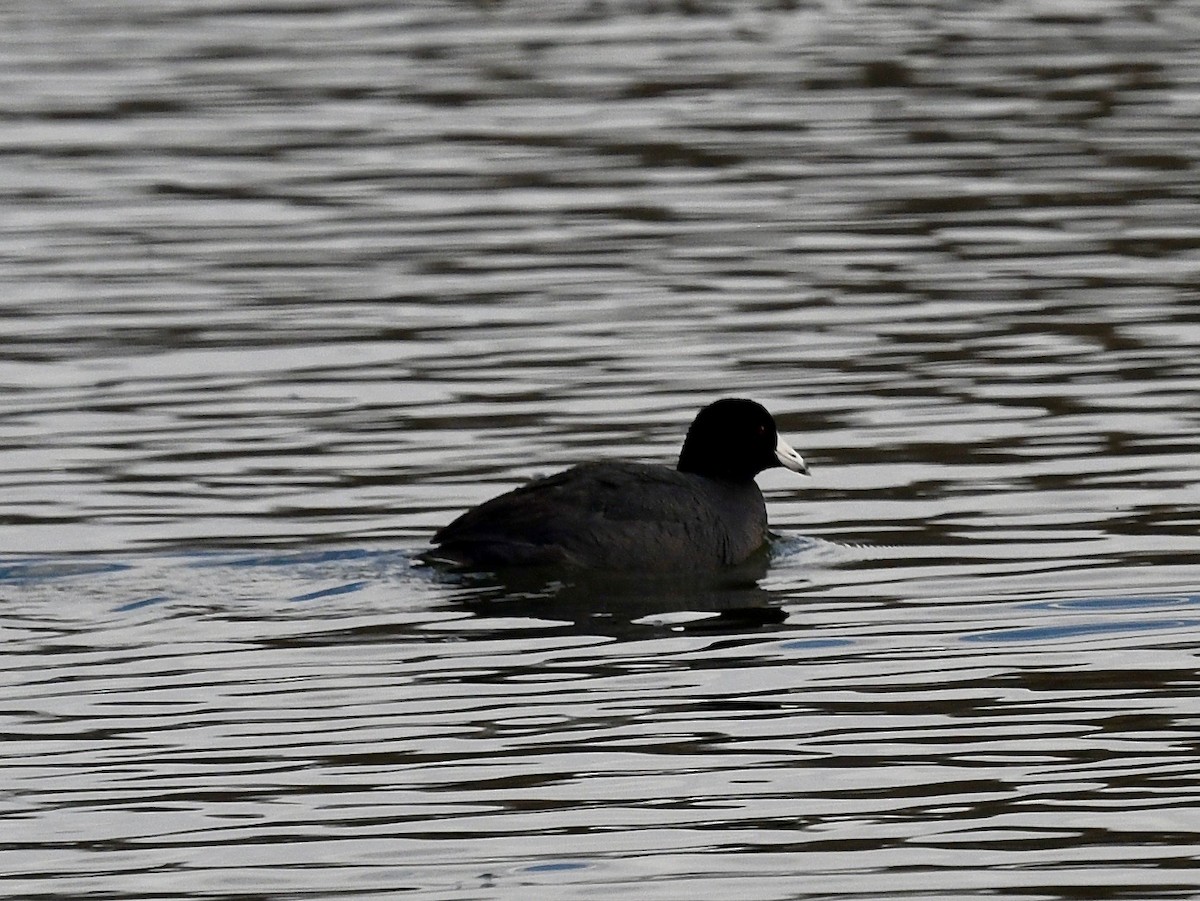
[2,1,1200,898]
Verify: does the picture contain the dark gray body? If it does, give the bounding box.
[431,461,769,571]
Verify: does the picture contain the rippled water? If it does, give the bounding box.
[3,1,1200,898]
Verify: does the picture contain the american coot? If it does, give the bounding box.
[428,398,809,572]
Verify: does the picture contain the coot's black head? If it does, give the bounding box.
[676,398,809,482]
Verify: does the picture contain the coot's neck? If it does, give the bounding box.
[677,447,760,483]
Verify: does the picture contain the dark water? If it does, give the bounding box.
[3,1,1200,898]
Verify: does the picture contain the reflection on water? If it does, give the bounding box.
[8,551,1200,899]
[2,1,1200,898]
